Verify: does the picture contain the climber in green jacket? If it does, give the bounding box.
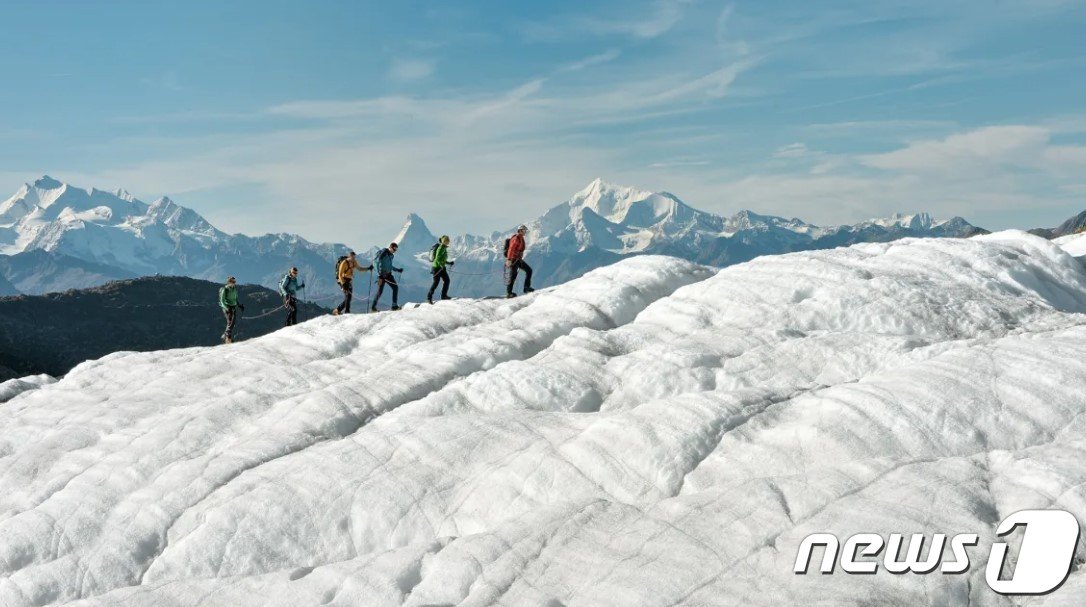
[427,235,455,304]
[218,276,244,343]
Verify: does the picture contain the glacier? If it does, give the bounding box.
[1,231,1086,605]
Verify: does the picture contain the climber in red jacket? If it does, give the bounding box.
[505,225,534,298]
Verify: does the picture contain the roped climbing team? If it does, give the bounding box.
[217,226,538,344]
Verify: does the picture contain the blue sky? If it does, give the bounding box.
[2,0,1085,245]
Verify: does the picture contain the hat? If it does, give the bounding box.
[227,276,237,284]
[517,225,528,232]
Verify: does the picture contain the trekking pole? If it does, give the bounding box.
[299,281,306,323]
[367,271,374,313]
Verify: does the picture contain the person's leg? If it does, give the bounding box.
[440,268,451,298]
[336,281,349,314]
[427,270,440,301]
[336,282,354,314]
[285,296,297,326]
[390,279,399,306]
[224,308,236,342]
[521,261,534,291]
[507,262,520,295]
[373,276,386,310]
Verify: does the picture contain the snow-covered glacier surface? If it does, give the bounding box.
[3,231,1086,606]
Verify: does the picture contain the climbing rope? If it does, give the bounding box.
[240,304,286,320]
[305,291,350,303]
[447,267,506,276]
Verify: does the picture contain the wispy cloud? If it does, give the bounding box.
[523,0,694,41]
[590,0,695,39]
[861,126,1060,174]
[388,58,435,83]
[706,124,1086,229]
[773,143,808,159]
[556,48,622,73]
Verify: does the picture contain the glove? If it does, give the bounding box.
[239,304,246,312]
[505,259,512,267]
[448,261,455,266]
[365,265,374,271]
[299,283,305,289]
[395,268,404,273]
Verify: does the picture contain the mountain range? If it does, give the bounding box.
[0,176,348,297]
[1,176,989,300]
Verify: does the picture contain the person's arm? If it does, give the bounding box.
[279,275,288,296]
[219,287,227,309]
[435,246,447,268]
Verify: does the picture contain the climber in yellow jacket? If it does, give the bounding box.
[334,251,372,315]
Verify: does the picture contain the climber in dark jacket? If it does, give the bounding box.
[371,242,404,311]
[278,267,305,326]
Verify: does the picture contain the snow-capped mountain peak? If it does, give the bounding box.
[32,174,64,192]
[568,178,684,226]
[143,196,218,235]
[1,175,69,218]
[29,175,72,210]
[392,212,438,254]
[868,212,936,231]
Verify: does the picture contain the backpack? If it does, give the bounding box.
[503,238,512,257]
[335,255,349,279]
[429,243,440,262]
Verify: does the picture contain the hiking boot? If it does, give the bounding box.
[506,292,517,299]
[391,305,401,311]
[427,297,433,305]
[370,305,378,313]
[440,296,453,300]
[332,308,340,316]
[523,287,535,294]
